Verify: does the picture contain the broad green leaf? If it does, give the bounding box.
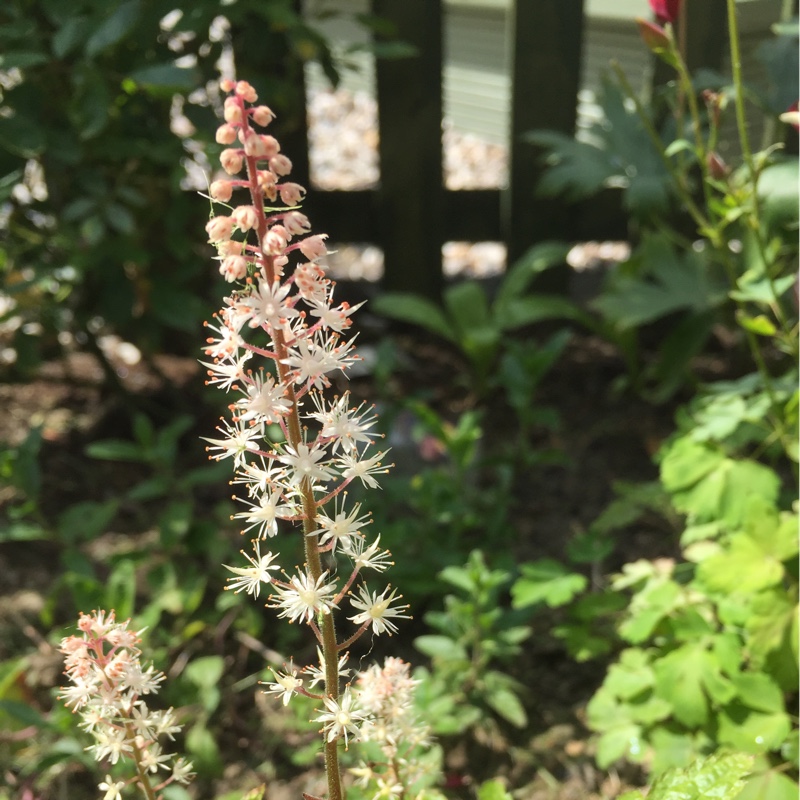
[0,112,47,157]
[53,15,91,58]
[619,579,681,643]
[371,292,457,343]
[746,589,797,668]
[660,438,723,494]
[654,643,731,727]
[718,703,791,753]
[443,280,491,338]
[185,655,225,689]
[484,685,527,727]
[736,770,799,800]
[186,723,222,774]
[736,312,777,337]
[604,649,655,700]
[128,63,197,90]
[0,51,48,69]
[500,294,587,330]
[595,723,645,767]
[511,559,587,608]
[85,1,141,58]
[476,779,513,800]
[495,240,571,308]
[732,672,785,714]
[649,727,698,773]
[57,500,118,544]
[414,635,468,662]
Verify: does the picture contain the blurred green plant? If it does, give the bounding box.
[0,0,342,375]
[372,241,588,393]
[414,551,531,741]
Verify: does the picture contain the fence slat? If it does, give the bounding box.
[373,0,444,299]
[506,0,586,289]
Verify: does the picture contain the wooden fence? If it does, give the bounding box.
[283,0,732,299]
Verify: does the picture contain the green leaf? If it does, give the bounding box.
[500,294,587,330]
[365,292,457,343]
[443,280,491,337]
[653,643,733,727]
[85,439,144,462]
[106,559,136,620]
[85,1,141,58]
[511,559,587,608]
[57,500,118,544]
[53,15,91,58]
[476,779,513,800]
[0,112,47,157]
[592,235,724,329]
[484,685,527,727]
[595,722,646,767]
[717,702,791,753]
[604,649,655,700]
[645,751,753,799]
[736,770,799,800]
[185,723,222,775]
[414,635,468,662]
[495,240,571,308]
[127,63,198,90]
[649,727,698,773]
[185,655,225,689]
[0,51,48,69]
[731,672,785,714]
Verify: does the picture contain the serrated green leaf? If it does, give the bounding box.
[732,672,785,714]
[604,649,655,700]
[646,751,753,798]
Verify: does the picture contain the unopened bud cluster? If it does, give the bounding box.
[350,658,436,799]
[59,610,194,798]
[202,78,408,764]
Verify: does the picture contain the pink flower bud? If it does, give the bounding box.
[224,97,244,125]
[637,18,671,52]
[270,154,293,176]
[298,234,328,261]
[210,180,234,202]
[706,151,728,180]
[279,182,306,205]
[217,240,243,256]
[220,255,248,282]
[251,105,275,126]
[232,205,259,232]
[284,211,311,236]
[265,227,289,255]
[216,124,238,145]
[235,80,258,102]
[220,149,244,175]
[220,78,236,92]
[206,216,234,242]
[649,0,681,23]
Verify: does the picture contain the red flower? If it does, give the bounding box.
[649,0,682,24]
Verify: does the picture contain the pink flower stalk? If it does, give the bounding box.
[203,78,401,800]
[59,610,194,798]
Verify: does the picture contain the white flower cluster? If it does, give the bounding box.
[351,658,435,799]
[203,79,409,751]
[59,610,194,799]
